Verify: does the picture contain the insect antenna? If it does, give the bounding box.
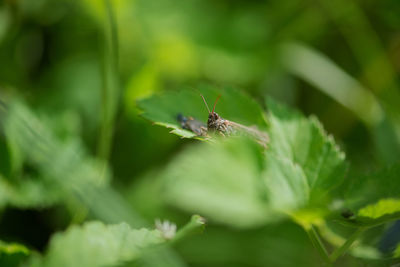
[200,94,211,113]
[212,95,221,113]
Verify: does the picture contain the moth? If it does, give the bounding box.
[177,94,270,148]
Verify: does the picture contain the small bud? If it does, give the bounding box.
[155,219,177,240]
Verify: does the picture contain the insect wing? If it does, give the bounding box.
[226,120,269,147]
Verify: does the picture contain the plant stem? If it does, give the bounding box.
[98,0,119,161]
[329,227,365,263]
[171,215,206,244]
[306,225,331,265]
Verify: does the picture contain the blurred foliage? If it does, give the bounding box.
[31,222,165,267]
[0,0,400,266]
[139,90,347,228]
[0,240,29,267]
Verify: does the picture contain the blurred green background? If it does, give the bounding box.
[0,0,400,266]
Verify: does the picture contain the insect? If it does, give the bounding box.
[177,94,269,147]
[201,95,269,147]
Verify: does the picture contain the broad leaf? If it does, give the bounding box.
[266,98,347,207]
[161,137,273,228]
[30,216,204,267]
[262,99,347,227]
[36,221,164,267]
[261,153,309,213]
[137,85,267,138]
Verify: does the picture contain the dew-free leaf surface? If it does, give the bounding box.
[137,85,267,139]
[35,221,163,267]
[266,98,348,210]
[162,137,273,228]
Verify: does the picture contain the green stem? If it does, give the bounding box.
[306,225,331,265]
[98,0,119,161]
[171,215,206,244]
[329,227,365,263]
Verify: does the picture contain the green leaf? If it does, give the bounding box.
[261,153,309,213]
[39,221,164,267]
[137,85,267,138]
[358,199,400,219]
[266,98,347,207]
[162,137,273,228]
[32,215,203,267]
[0,240,30,267]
